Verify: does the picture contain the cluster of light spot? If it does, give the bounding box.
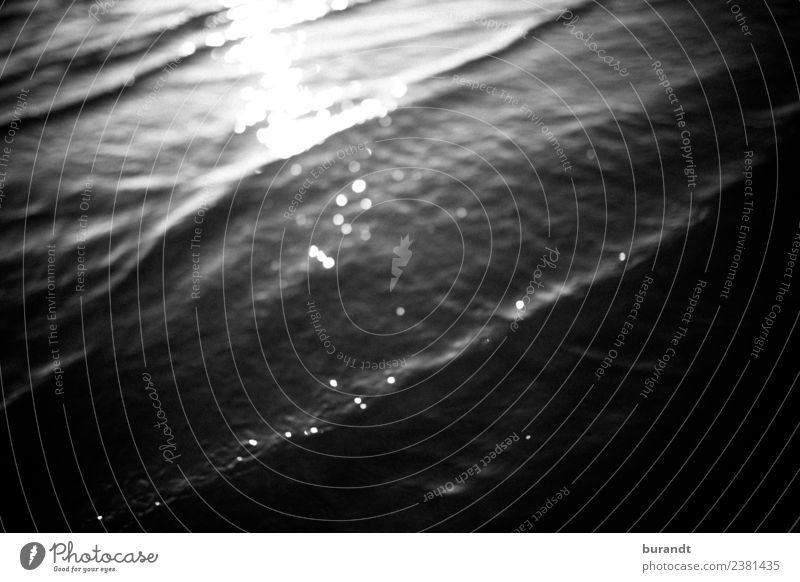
[515,300,524,310]
[281,428,326,439]
[309,246,335,269]
[221,0,406,159]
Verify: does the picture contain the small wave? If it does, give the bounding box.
[399,1,594,86]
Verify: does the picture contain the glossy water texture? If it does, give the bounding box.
[1,0,799,531]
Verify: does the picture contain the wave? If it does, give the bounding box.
[1,1,590,131]
[398,1,595,86]
[0,0,380,126]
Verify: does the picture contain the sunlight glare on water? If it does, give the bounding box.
[216,0,407,158]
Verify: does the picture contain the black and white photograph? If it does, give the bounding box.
[0,0,799,577]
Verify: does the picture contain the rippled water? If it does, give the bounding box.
[1,0,800,531]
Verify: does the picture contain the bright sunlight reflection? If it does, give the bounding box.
[208,0,407,158]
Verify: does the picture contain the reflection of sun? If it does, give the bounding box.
[206,0,406,158]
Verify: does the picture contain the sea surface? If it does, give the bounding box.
[1,0,799,531]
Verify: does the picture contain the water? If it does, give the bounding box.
[1,0,799,531]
